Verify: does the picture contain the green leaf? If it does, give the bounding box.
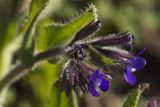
[21,0,49,68]
[37,4,98,51]
[21,0,49,50]
[0,20,19,51]
[122,87,141,107]
[0,20,21,77]
[0,0,22,51]
[47,82,61,107]
[25,62,61,107]
[29,0,48,21]
[48,85,78,107]
[58,91,78,107]
[122,84,149,107]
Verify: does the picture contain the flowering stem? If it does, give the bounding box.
[0,47,64,93]
[34,48,64,62]
[0,63,25,92]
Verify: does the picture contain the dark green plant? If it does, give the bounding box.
[0,0,148,107]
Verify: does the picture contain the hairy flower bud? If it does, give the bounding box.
[90,31,134,47]
[69,20,102,45]
[59,59,88,96]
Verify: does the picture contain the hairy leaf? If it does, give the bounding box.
[122,84,149,107]
[37,4,98,51]
[21,0,49,68]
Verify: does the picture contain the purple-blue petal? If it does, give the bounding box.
[89,69,101,81]
[88,69,111,96]
[89,73,97,81]
[137,47,146,56]
[98,78,110,92]
[128,56,146,70]
[88,82,100,97]
[124,66,136,85]
[95,69,101,76]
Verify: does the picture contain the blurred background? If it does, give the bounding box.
[0,0,160,107]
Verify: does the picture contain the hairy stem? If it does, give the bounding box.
[0,47,64,93]
[0,63,25,92]
[34,48,64,62]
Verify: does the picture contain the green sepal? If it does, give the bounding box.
[87,45,115,69]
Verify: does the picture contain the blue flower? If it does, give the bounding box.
[88,69,111,97]
[124,48,146,85]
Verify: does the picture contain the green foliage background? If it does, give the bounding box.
[0,0,160,107]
